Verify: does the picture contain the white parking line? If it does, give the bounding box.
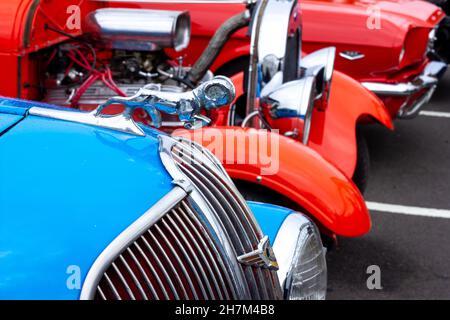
[366,201,450,219]
[420,110,450,118]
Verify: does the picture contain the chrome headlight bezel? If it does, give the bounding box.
[273,213,327,300]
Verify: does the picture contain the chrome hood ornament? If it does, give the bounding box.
[29,76,235,136]
[237,236,279,270]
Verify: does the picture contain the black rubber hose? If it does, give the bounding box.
[187,11,250,84]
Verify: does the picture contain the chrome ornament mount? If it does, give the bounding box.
[29,76,235,136]
[237,236,279,270]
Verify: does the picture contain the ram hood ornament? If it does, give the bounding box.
[29,76,235,136]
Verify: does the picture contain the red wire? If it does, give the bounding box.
[70,73,99,108]
[104,68,127,97]
[45,48,58,68]
[66,46,128,108]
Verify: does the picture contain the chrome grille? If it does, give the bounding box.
[83,135,282,300]
[170,138,282,300]
[95,199,236,300]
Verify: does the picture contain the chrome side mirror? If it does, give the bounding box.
[96,75,235,131]
[300,47,336,111]
[261,76,317,144]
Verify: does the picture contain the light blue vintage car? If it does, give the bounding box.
[0,77,326,300]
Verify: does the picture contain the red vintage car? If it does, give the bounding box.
[301,0,448,120]
[0,0,372,244]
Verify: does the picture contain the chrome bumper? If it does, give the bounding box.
[362,61,447,119]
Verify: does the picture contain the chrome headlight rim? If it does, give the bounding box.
[272,213,327,300]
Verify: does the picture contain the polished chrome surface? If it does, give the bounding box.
[427,26,438,57]
[96,75,235,130]
[272,213,324,288]
[257,0,301,63]
[362,77,438,96]
[245,0,335,146]
[398,85,437,119]
[29,106,146,136]
[261,77,316,120]
[300,47,336,111]
[246,0,301,116]
[84,8,191,51]
[160,135,283,299]
[31,76,235,136]
[237,236,279,270]
[362,61,446,97]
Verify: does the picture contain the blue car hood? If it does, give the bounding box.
[0,98,173,299]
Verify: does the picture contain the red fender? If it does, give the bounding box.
[173,127,371,237]
[307,70,394,178]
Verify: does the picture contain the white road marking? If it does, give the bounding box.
[366,201,450,219]
[420,110,450,118]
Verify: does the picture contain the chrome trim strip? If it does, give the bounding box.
[29,107,146,136]
[79,186,187,300]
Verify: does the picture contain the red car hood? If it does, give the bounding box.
[303,0,444,47]
[305,0,443,25]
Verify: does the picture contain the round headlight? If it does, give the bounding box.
[273,213,327,300]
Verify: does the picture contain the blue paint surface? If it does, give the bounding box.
[247,201,293,244]
[0,99,173,299]
[0,113,23,134]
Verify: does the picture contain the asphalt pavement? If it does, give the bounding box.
[326,71,450,300]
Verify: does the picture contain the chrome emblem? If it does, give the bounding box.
[237,236,279,270]
[339,51,365,61]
